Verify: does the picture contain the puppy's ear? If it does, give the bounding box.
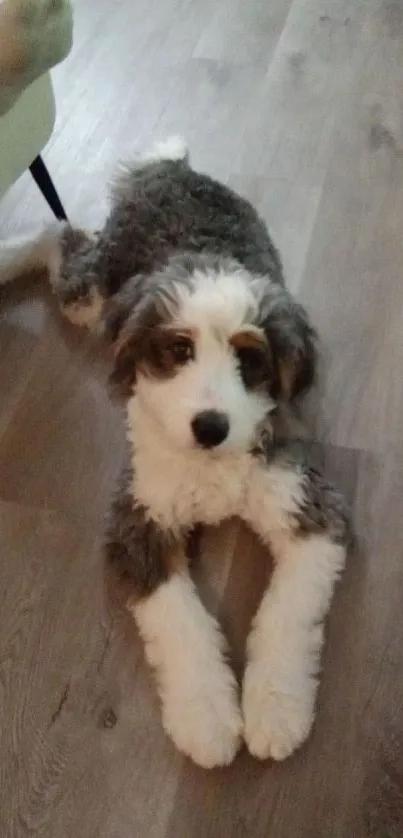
[103,275,145,343]
[106,283,172,399]
[259,288,318,402]
[109,325,140,399]
[276,318,317,400]
[103,279,143,399]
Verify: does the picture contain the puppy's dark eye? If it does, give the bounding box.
[169,337,194,365]
[236,346,263,370]
[235,346,269,388]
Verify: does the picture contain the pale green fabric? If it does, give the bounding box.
[0,0,73,116]
[0,72,55,197]
[0,0,73,200]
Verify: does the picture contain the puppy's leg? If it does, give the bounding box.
[52,226,105,331]
[243,460,349,760]
[133,562,242,768]
[106,487,242,768]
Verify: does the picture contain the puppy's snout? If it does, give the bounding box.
[191,410,229,449]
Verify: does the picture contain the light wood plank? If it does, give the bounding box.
[1,1,403,835]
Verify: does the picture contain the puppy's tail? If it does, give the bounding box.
[0,223,64,287]
[137,135,189,165]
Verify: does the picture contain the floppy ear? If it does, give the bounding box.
[260,289,318,402]
[103,275,146,343]
[109,325,141,399]
[106,283,171,399]
[102,279,144,399]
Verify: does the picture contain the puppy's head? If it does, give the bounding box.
[108,254,317,453]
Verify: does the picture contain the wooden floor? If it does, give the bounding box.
[1,1,403,835]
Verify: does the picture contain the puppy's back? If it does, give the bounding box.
[98,139,284,297]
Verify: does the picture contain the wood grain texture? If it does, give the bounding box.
[1,1,403,836]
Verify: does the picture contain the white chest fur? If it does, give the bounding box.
[128,407,304,537]
[132,438,253,531]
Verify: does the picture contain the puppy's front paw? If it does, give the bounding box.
[162,675,243,768]
[242,661,317,761]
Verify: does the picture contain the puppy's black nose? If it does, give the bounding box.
[191,410,229,448]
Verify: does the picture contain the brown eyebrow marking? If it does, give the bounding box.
[229,328,268,352]
[160,326,194,339]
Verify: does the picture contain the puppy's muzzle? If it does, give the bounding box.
[191,410,229,449]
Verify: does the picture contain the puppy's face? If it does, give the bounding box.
[109,256,317,454]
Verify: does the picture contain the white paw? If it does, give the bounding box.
[242,663,317,761]
[162,678,243,769]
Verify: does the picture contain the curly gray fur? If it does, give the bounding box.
[52,153,318,403]
[268,439,352,546]
[57,156,283,306]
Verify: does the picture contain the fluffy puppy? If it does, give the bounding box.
[0,138,350,768]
